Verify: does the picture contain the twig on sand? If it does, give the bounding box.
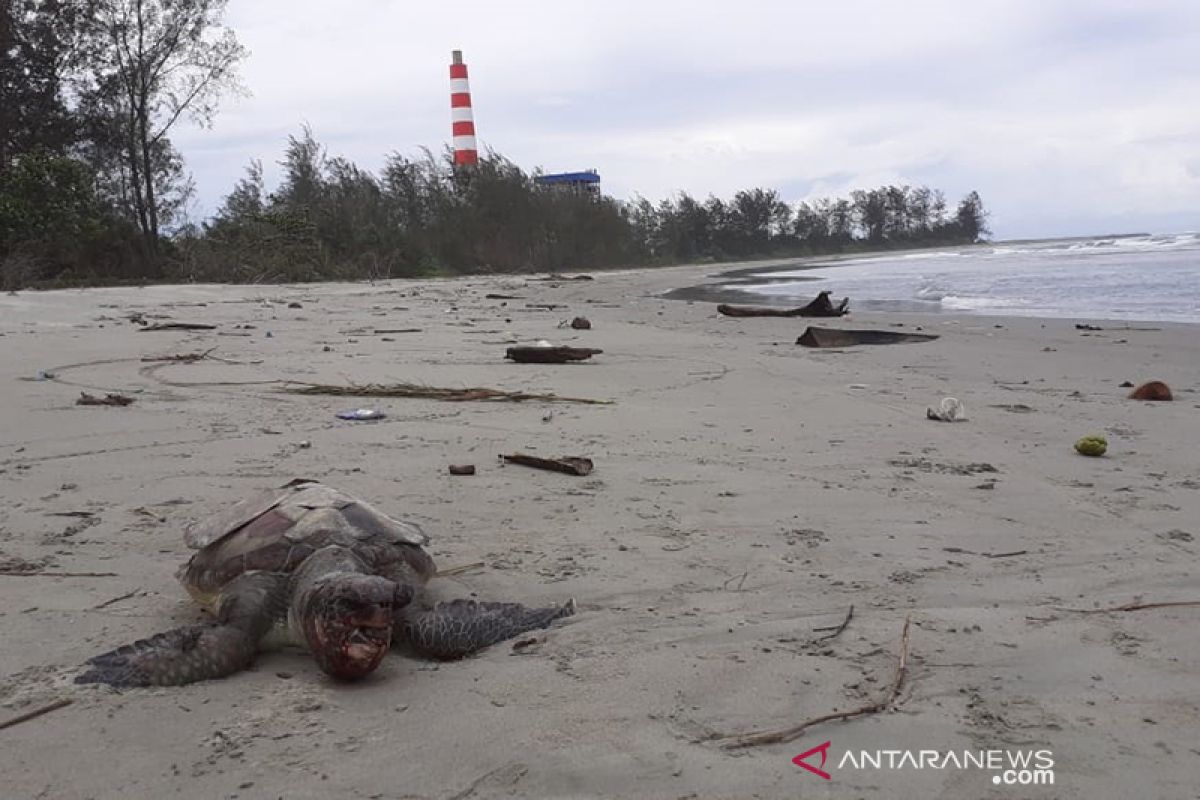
[814,605,855,641]
[437,562,485,577]
[0,699,73,731]
[943,547,1028,559]
[0,570,118,577]
[1060,600,1200,615]
[137,322,216,332]
[446,763,529,800]
[139,347,217,363]
[92,588,140,609]
[282,382,612,405]
[711,615,911,749]
[722,571,749,591]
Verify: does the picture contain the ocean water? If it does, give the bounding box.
[731,232,1200,323]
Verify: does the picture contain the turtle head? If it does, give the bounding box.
[301,575,409,680]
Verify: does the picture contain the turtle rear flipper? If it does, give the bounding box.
[75,624,260,686]
[400,598,575,659]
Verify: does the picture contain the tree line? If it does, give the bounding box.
[1,0,990,289]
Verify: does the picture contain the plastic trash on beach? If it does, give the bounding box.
[336,408,386,421]
[926,397,966,422]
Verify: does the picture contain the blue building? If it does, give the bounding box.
[535,170,601,196]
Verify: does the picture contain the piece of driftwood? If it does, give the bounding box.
[0,698,73,731]
[501,454,594,476]
[137,322,216,331]
[712,615,911,749]
[283,382,611,405]
[525,303,566,311]
[76,392,135,406]
[373,328,422,334]
[536,273,594,281]
[718,291,849,318]
[1129,381,1172,401]
[506,346,602,364]
[485,293,524,300]
[448,464,476,476]
[797,327,939,348]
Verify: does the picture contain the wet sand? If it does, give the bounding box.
[1,263,1197,799]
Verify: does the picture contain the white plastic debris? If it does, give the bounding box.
[336,408,386,421]
[927,397,966,422]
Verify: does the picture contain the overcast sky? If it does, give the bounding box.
[173,0,1200,239]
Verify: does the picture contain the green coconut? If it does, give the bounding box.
[1074,435,1108,457]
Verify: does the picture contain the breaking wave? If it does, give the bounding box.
[730,232,1200,323]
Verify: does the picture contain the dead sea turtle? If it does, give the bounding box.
[76,479,574,686]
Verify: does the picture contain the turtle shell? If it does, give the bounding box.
[177,479,429,604]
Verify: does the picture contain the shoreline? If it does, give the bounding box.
[654,252,1200,327]
[2,267,1197,799]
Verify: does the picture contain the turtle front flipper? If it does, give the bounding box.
[75,624,261,686]
[76,572,287,687]
[399,598,576,659]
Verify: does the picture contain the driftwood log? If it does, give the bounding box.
[505,346,602,364]
[797,327,939,348]
[501,454,594,476]
[76,392,135,406]
[718,291,849,318]
[137,322,217,331]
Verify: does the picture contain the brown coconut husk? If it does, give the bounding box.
[1129,381,1172,401]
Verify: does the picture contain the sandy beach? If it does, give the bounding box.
[1,263,1197,799]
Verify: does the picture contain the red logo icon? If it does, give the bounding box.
[793,741,833,780]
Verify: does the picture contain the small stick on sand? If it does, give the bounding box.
[813,604,855,641]
[983,550,1028,559]
[0,570,119,578]
[713,615,910,749]
[92,588,140,609]
[139,347,217,363]
[437,562,486,577]
[137,322,216,332]
[0,698,74,731]
[1060,600,1200,614]
[722,571,749,591]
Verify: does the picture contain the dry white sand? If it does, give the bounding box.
[1,263,1197,799]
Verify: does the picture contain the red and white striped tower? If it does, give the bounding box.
[449,50,478,167]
